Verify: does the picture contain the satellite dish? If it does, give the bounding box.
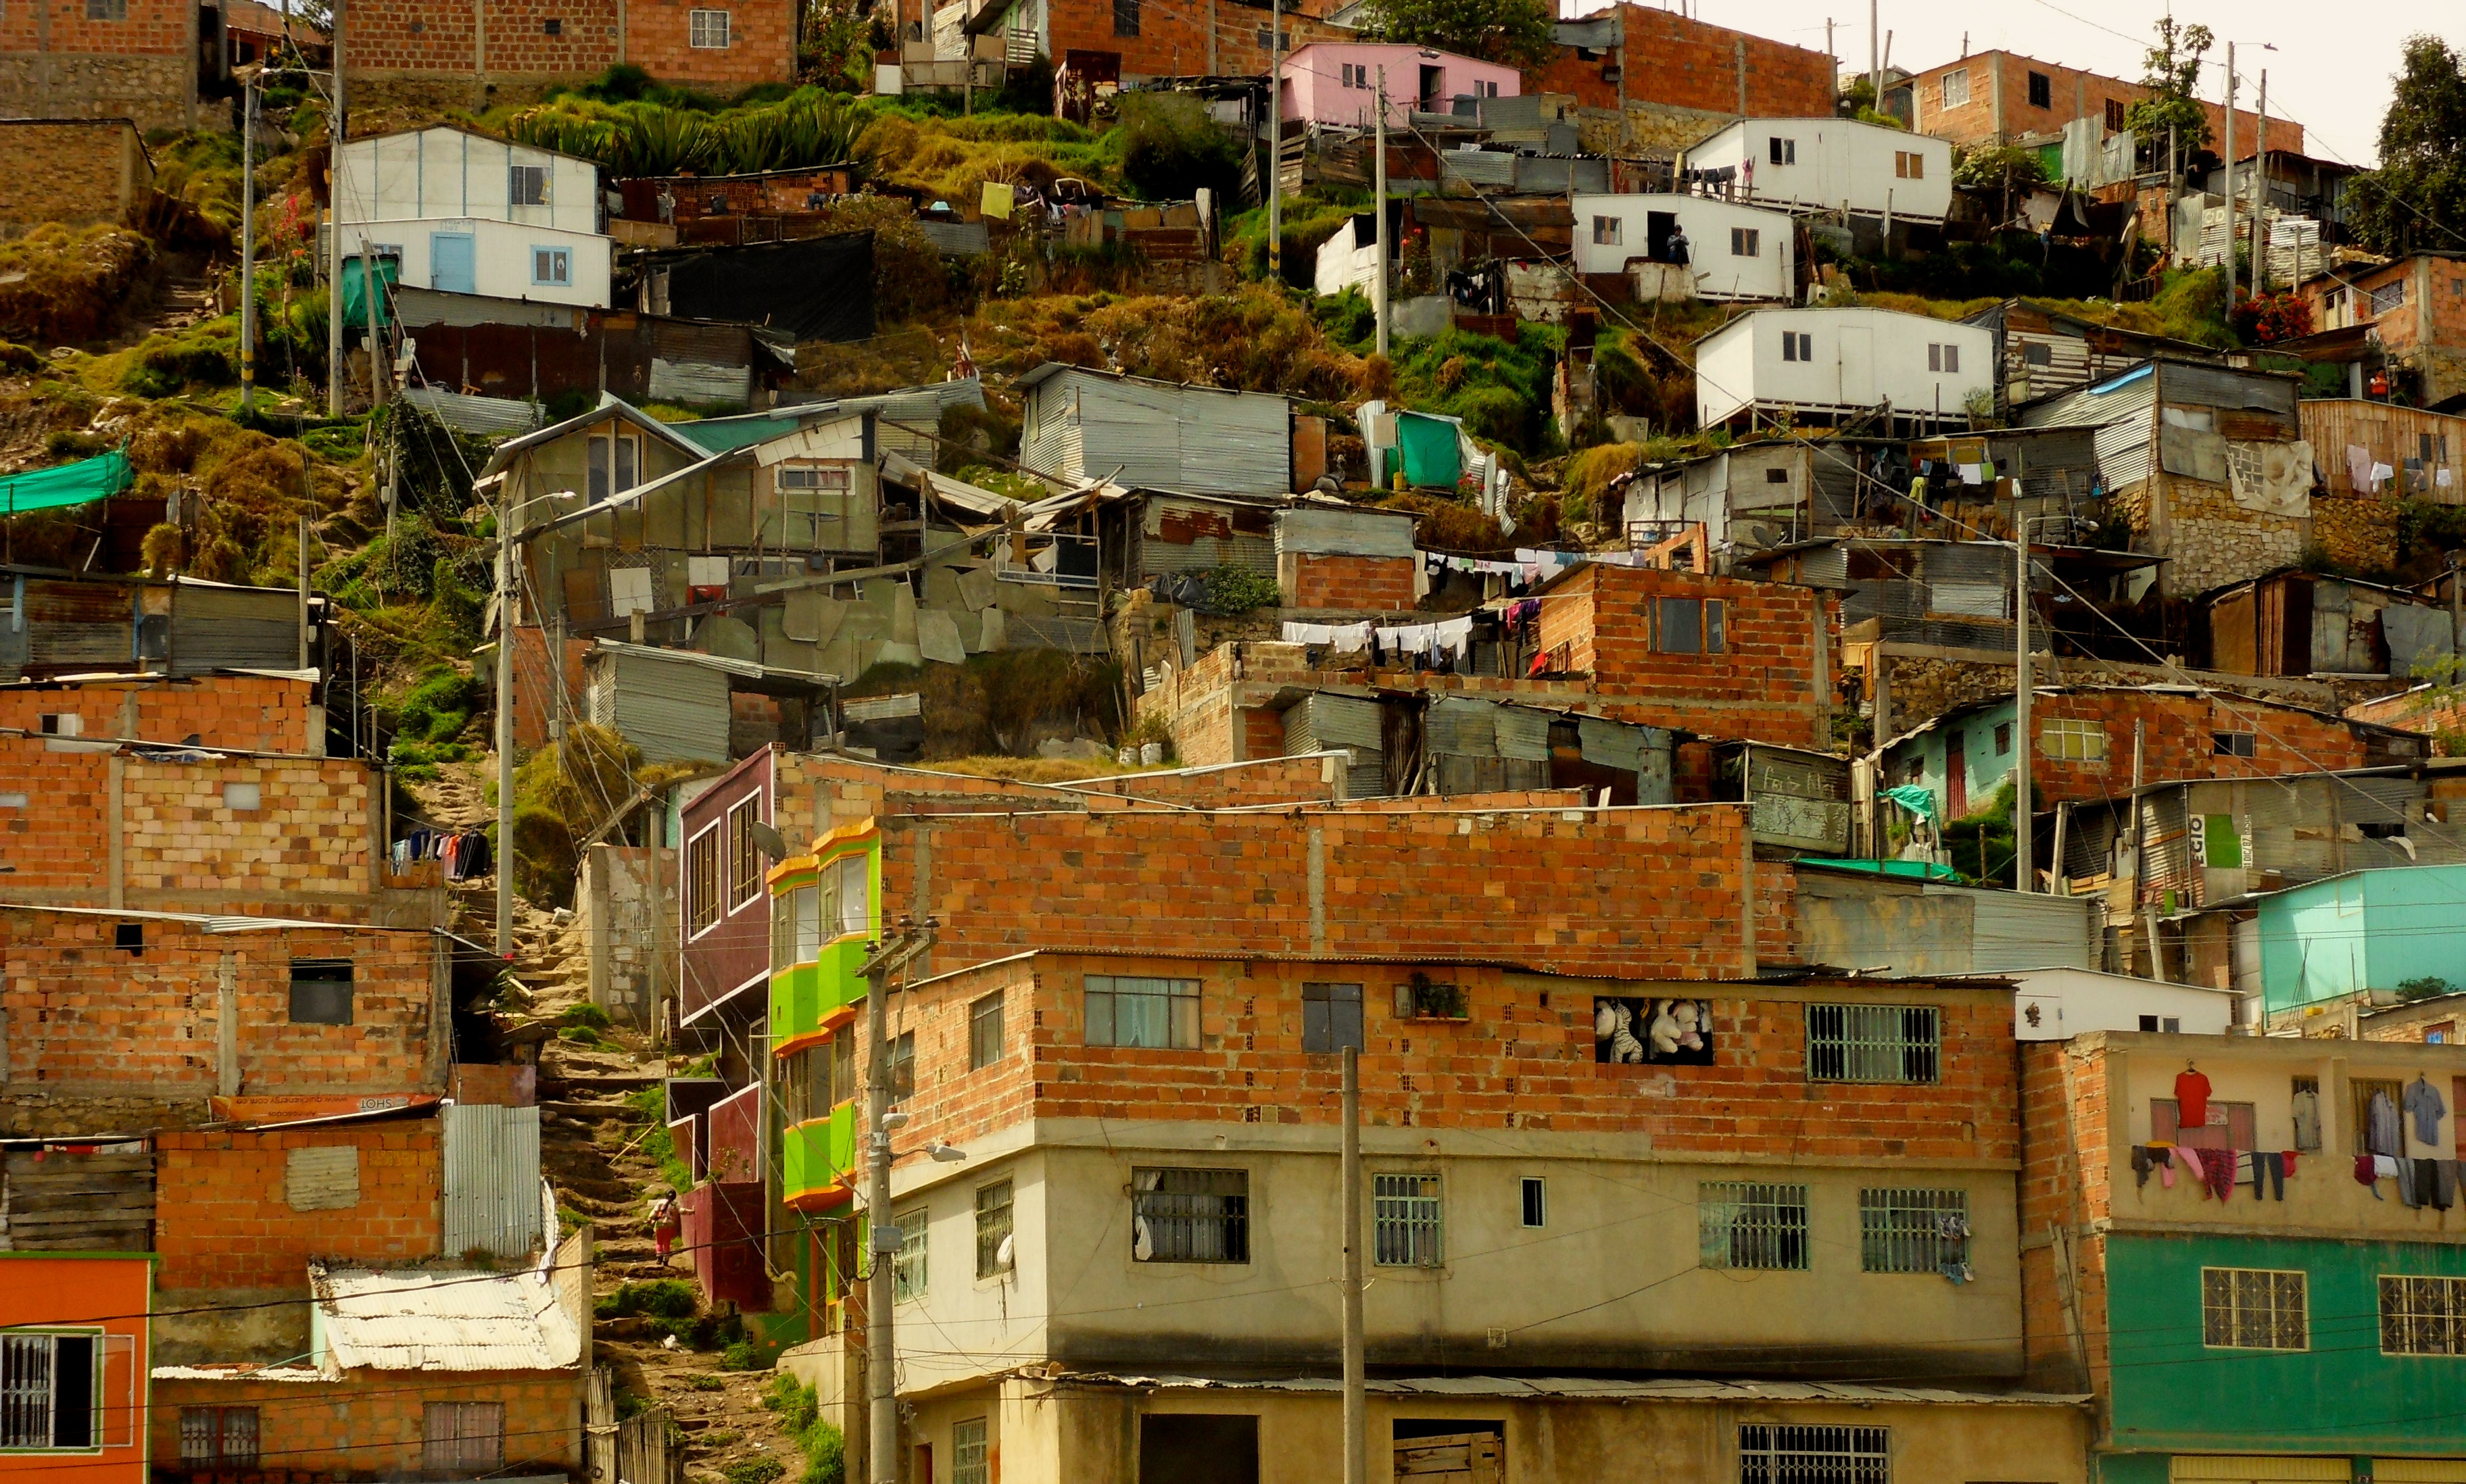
[752,821,790,859]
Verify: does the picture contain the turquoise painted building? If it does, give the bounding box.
[2031,1031,2466,1484]
[2255,864,2466,1015]
[1880,696,2020,820]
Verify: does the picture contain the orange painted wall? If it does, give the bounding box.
[0,1254,153,1484]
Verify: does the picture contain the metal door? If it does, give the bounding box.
[1946,731,1968,817]
[1836,322,1872,410]
[431,231,476,293]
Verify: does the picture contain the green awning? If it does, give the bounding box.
[339,253,399,334]
[0,447,132,514]
[1396,410,1462,488]
[1880,783,1939,822]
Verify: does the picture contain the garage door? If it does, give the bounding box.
[2171,1458,2350,1484]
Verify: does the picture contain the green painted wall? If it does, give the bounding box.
[2106,1232,2466,1456]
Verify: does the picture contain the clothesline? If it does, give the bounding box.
[392,828,493,880]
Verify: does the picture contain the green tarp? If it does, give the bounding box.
[0,447,132,514]
[1396,410,1462,488]
[1802,857,1964,882]
[339,253,399,335]
[1879,783,1940,822]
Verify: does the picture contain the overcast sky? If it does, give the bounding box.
[1621,0,2466,167]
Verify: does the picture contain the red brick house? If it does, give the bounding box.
[1530,4,1836,152]
[0,0,203,132]
[1893,51,2294,155]
[347,0,796,104]
[2302,252,2466,412]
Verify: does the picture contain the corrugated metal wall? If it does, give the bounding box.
[1026,370,1290,495]
[604,652,731,764]
[172,585,300,673]
[1274,508,1415,559]
[442,1104,545,1258]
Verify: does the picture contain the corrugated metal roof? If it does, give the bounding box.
[400,387,546,438]
[312,1263,582,1373]
[151,1366,327,1383]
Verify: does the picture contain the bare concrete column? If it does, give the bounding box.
[106,753,125,909]
[216,953,241,1097]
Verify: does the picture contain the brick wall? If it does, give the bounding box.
[510,626,592,755]
[2026,689,2376,804]
[1541,563,1833,748]
[1283,553,1417,614]
[0,912,442,1099]
[2017,1039,2108,1391]
[0,0,194,131]
[581,843,674,1027]
[0,120,151,226]
[1035,0,1349,83]
[348,0,795,91]
[1904,51,2298,155]
[0,675,314,753]
[1527,3,1832,121]
[150,1368,582,1476]
[882,951,2014,1162]
[154,1122,443,1289]
[2350,689,2466,751]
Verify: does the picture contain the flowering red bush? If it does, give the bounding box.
[2231,292,2315,345]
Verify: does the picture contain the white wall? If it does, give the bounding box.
[2006,967,2238,1041]
[1694,308,1994,426]
[1314,215,1378,297]
[1568,194,1793,300]
[341,218,614,310]
[337,128,602,236]
[1687,118,1953,221]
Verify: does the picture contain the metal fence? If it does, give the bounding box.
[1132,1168,1250,1264]
[1738,1425,1891,1484]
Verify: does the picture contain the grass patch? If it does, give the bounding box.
[683,1374,725,1392]
[562,1003,614,1030]
[598,1280,700,1320]
[559,1026,604,1046]
[721,1460,784,1484]
[763,1376,846,1484]
[627,1084,698,1194]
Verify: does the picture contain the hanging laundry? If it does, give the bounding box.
[2199,1148,2235,1203]
[2357,1154,2385,1199]
[2406,1074,2447,1146]
[2175,1145,2205,1187]
[2398,1156,2422,1209]
[2248,1151,2285,1202]
[2370,1089,2404,1158]
[2175,1064,2213,1129]
[2290,1085,2321,1154]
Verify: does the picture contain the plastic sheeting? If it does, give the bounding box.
[648,230,875,343]
[1397,411,1464,488]
[0,448,131,514]
[338,253,400,334]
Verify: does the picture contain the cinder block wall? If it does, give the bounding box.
[1528,2,1831,118]
[1539,564,1835,748]
[153,1122,445,1289]
[0,0,194,132]
[2017,1040,2109,1392]
[348,0,796,91]
[0,676,314,753]
[0,121,151,226]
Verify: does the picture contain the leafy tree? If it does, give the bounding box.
[1357,0,1554,70]
[1952,144,2048,191]
[2125,16,2213,154]
[2346,36,2466,255]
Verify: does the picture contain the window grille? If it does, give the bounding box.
[2369,280,2408,316]
[1373,1173,1443,1266]
[969,992,1004,1070]
[1699,1182,1808,1270]
[1132,1168,1249,1263]
[180,1407,260,1468]
[1086,976,1201,1049]
[2202,1267,2307,1350]
[975,1181,1015,1277]
[2381,1275,2466,1356]
[1303,982,1363,1052]
[952,1418,989,1484]
[892,1210,928,1302]
[1806,1004,1939,1083]
[1858,1188,1969,1273]
[1109,0,1136,34]
[728,799,763,908]
[1738,1425,1890,1484]
[687,828,720,934]
[0,1334,55,1448]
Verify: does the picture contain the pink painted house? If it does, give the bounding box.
[1278,41,1519,130]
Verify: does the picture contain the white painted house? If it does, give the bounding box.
[1568,193,1796,301]
[1694,307,1993,430]
[1994,966,2242,1041]
[1684,117,1953,222]
[333,124,614,310]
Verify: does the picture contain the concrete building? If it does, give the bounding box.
[1890,51,2296,157]
[0,0,208,132]
[2301,253,2466,412]
[2254,864,2466,1016]
[1568,193,1795,301]
[0,1254,151,1484]
[1277,42,1516,130]
[333,126,613,309]
[2021,1031,2466,1482]
[1695,307,1993,432]
[1683,118,1954,222]
[1528,5,1838,154]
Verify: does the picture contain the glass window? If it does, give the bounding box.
[728,799,763,909]
[1653,598,1725,655]
[688,7,730,45]
[1806,1003,1939,1083]
[2027,70,2052,107]
[180,1407,260,1468]
[2381,1275,2466,1356]
[509,164,549,205]
[1993,722,2012,754]
[1373,1173,1443,1266]
[771,885,821,970]
[2213,731,2257,758]
[886,1031,915,1103]
[969,992,1005,1071]
[1520,1177,1547,1229]
[2039,718,2107,762]
[586,432,638,504]
[833,855,869,938]
[84,0,126,18]
[1593,216,1622,246]
[777,464,856,549]
[2106,98,2127,131]
[1766,137,1794,165]
[1858,1188,1969,1274]
[1132,1168,1249,1264]
[0,1333,94,1448]
[892,1209,928,1302]
[530,247,571,287]
[1109,0,1136,35]
[1941,67,1970,107]
[952,1418,989,1484]
[1731,227,1759,257]
[687,826,720,935]
[422,1402,505,1473]
[1739,1425,1888,1484]
[975,1181,1015,1278]
[289,959,354,1025]
[1303,981,1363,1053]
[1699,1181,1808,1270]
[2203,1267,2307,1350]
[1086,976,1200,1049]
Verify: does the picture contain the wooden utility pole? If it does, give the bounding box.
[2221,43,2235,299]
[1340,1045,1365,1484]
[240,71,257,413]
[1265,0,1281,282]
[327,0,347,414]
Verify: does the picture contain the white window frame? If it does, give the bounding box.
[1593,215,1622,247]
[2040,717,2108,762]
[1767,136,1795,166]
[689,7,730,46]
[952,1418,990,1484]
[530,245,573,287]
[777,462,855,549]
[587,430,639,504]
[0,1331,99,1452]
[1941,67,1971,107]
[685,822,723,939]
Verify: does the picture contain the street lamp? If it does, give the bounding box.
[2013,513,2097,893]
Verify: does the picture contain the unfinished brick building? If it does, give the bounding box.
[0,0,203,132]
[345,0,796,109]
[1530,4,1837,152]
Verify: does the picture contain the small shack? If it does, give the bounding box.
[1018,364,1292,496]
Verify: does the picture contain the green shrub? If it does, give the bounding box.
[2400,976,2457,1002]
[1202,564,1282,615]
[763,1377,844,1484]
[685,1374,725,1392]
[722,1460,785,1484]
[598,1279,700,1320]
[562,1003,613,1030]
[720,1339,759,1370]
[559,1026,603,1045]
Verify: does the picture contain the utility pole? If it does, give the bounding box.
[1340,1045,1365,1484]
[1266,0,1280,285]
[239,70,256,413]
[295,513,311,670]
[863,922,935,1484]
[495,502,515,957]
[364,240,385,408]
[2012,520,2033,893]
[2249,71,2267,296]
[1868,0,1879,115]
[1373,66,1389,358]
[326,0,347,415]
[2221,43,2234,300]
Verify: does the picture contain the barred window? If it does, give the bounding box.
[1086,976,1200,1049]
[1739,1425,1889,1484]
[1858,1188,1969,1274]
[892,1209,928,1302]
[687,826,720,935]
[2203,1266,2307,1350]
[1699,1182,1808,1270]
[180,1407,259,1468]
[1806,1004,1939,1084]
[952,1418,989,1484]
[969,991,1005,1071]
[2381,1275,2466,1356]
[1,1333,93,1448]
[975,1180,1015,1278]
[1132,1168,1249,1264]
[1373,1172,1443,1266]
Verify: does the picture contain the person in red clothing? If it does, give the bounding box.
[2177,1063,2212,1129]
